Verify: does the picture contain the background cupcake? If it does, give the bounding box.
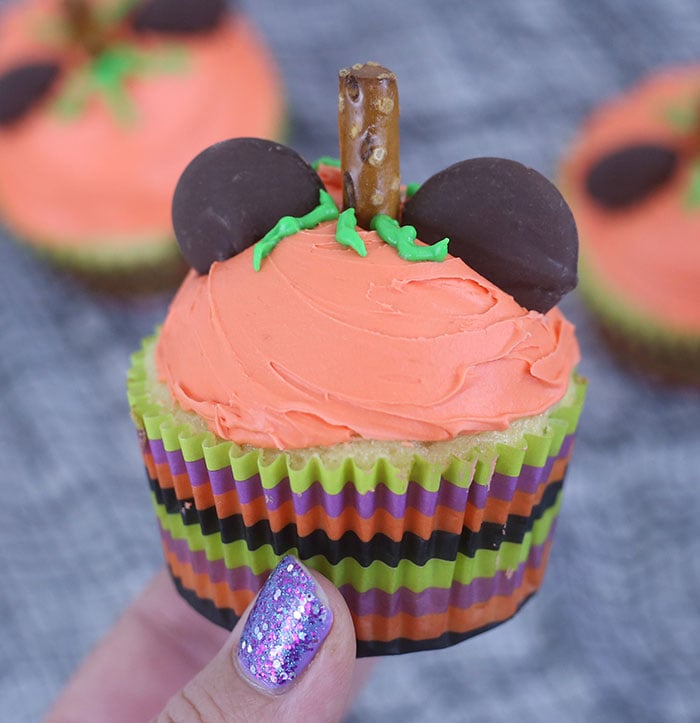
[0,0,284,292]
[128,63,586,655]
[560,65,700,385]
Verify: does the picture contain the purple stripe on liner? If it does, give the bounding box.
[520,457,554,493]
[560,435,574,457]
[209,465,236,496]
[468,481,489,509]
[184,457,210,488]
[244,476,471,519]
[165,448,187,476]
[482,434,575,501]
[489,474,518,502]
[160,522,556,618]
[489,457,554,500]
[150,434,573,516]
[149,438,168,466]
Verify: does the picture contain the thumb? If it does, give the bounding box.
[156,556,357,723]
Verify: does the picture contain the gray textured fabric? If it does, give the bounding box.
[1,0,699,721]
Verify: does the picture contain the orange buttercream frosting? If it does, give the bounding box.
[561,66,700,332]
[0,0,283,248]
[155,220,580,450]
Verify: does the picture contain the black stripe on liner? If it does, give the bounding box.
[169,571,535,657]
[147,471,220,534]
[148,468,565,548]
[150,466,562,566]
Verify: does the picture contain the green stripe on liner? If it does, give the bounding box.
[24,232,177,272]
[152,490,562,593]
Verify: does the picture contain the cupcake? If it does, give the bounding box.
[0,0,283,292]
[560,65,700,384]
[127,63,586,655]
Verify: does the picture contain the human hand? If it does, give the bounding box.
[46,556,362,722]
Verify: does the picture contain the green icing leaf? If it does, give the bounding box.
[298,190,340,227]
[683,159,700,209]
[335,208,368,257]
[53,43,189,125]
[404,182,421,198]
[253,216,302,271]
[370,214,449,262]
[30,0,191,125]
[253,190,340,271]
[252,193,451,271]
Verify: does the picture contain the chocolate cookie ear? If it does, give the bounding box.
[131,0,226,33]
[0,62,61,126]
[172,138,325,274]
[402,157,578,313]
[585,143,678,208]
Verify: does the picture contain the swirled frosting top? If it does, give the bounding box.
[155,203,580,449]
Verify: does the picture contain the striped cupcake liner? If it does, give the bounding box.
[128,337,586,655]
[143,432,572,543]
[145,444,567,569]
[154,484,561,656]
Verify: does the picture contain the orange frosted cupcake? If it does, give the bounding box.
[128,63,586,655]
[560,65,700,384]
[0,0,284,291]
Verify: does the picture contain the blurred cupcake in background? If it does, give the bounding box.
[560,65,700,385]
[0,0,284,293]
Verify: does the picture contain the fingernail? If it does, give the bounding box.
[237,556,333,691]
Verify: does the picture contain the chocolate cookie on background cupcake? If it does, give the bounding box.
[560,65,700,385]
[127,63,586,655]
[0,0,284,292]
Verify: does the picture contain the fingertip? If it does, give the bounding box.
[236,557,358,721]
[159,557,360,722]
[234,557,344,692]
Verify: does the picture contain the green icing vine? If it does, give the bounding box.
[31,1,189,125]
[253,190,340,271]
[370,214,449,262]
[404,182,421,198]
[334,208,368,256]
[253,178,449,269]
[54,44,188,125]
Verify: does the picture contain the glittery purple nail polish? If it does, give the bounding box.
[237,556,333,691]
